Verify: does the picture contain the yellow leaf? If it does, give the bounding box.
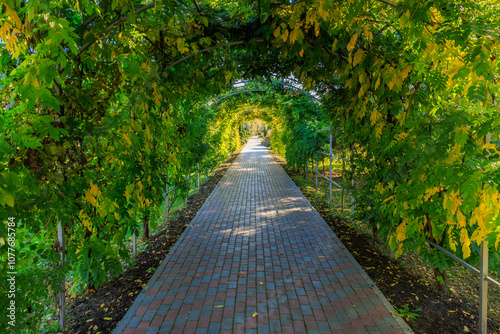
[214,305,224,308]
[289,29,297,44]
[299,49,304,57]
[456,210,466,228]
[450,190,461,215]
[0,22,12,45]
[358,86,364,98]
[122,133,132,147]
[273,27,280,38]
[353,49,365,67]
[100,304,104,308]
[375,124,383,138]
[3,193,14,207]
[345,78,353,89]
[5,4,22,28]
[103,317,112,320]
[252,312,258,318]
[460,228,471,258]
[146,125,153,141]
[374,76,381,90]
[401,66,412,80]
[364,25,373,42]
[90,182,100,197]
[281,29,289,42]
[331,39,339,52]
[347,33,358,51]
[87,319,94,322]
[153,87,161,106]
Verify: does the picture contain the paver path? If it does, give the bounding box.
[114,138,413,334]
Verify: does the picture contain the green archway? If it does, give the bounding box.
[1,1,499,331]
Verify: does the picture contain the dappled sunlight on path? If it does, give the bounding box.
[113,138,412,334]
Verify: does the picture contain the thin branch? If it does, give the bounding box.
[162,39,265,73]
[374,0,399,8]
[192,0,201,14]
[75,2,156,58]
[80,13,100,29]
[21,212,53,248]
[258,0,261,25]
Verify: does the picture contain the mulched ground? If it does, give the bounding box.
[270,150,500,334]
[64,150,241,334]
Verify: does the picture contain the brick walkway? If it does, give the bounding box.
[113,138,413,334]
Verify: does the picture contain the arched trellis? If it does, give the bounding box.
[232,79,320,102]
[201,78,321,113]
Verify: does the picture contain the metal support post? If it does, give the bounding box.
[165,171,169,226]
[315,159,318,192]
[479,241,489,334]
[57,220,66,330]
[132,232,137,257]
[329,129,333,205]
[350,150,355,215]
[322,159,326,196]
[186,168,190,206]
[306,158,309,182]
[197,164,200,190]
[341,160,345,212]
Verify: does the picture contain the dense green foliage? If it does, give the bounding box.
[1,0,499,331]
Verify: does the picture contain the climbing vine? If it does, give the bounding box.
[1,0,499,331]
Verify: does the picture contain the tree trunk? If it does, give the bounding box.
[142,209,150,242]
[426,214,449,292]
[432,265,449,293]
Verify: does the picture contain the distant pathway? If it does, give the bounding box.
[114,138,413,334]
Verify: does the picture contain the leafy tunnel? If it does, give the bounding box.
[1,0,499,332]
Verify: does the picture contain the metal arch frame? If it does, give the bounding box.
[206,89,267,106]
[201,78,321,112]
[232,79,320,102]
[240,109,268,114]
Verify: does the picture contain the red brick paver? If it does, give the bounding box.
[113,138,413,334]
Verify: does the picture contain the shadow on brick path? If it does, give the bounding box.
[113,138,413,334]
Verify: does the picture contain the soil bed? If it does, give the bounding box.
[65,150,241,334]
